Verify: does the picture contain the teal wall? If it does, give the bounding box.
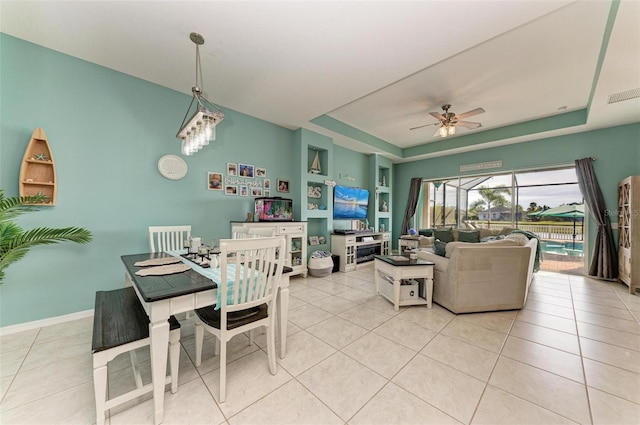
[333,145,369,189]
[0,34,299,326]
[393,123,640,256]
[4,31,635,326]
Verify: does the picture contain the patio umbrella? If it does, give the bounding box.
[528,204,584,249]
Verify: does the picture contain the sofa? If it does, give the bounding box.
[416,234,538,313]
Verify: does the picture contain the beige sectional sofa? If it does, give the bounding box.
[416,234,538,313]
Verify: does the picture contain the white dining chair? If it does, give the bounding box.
[148,225,191,253]
[248,227,276,238]
[231,225,276,239]
[193,236,286,403]
[231,225,251,239]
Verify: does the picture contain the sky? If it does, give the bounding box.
[449,168,583,209]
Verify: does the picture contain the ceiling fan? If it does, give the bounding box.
[410,104,485,137]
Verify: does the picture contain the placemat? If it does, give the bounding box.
[134,257,183,267]
[135,263,191,276]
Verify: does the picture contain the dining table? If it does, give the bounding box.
[121,251,292,425]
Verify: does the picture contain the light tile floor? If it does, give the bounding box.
[2,267,640,424]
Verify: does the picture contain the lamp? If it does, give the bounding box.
[177,32,224,156]
[437,124,456,138]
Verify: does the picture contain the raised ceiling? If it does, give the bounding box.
[1,1,638,162]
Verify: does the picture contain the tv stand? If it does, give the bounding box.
[331,232,390,272]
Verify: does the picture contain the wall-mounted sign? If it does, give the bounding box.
[460,160,502,172]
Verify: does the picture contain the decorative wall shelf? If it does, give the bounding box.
[19,128,57,206]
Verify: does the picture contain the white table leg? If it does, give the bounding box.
[426,276,433,308]
[393,277,401,311]
[149,319,170,425]
[278,286,289,359]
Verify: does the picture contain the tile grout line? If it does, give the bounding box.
[569,276,595,425]
[0,327,41,408]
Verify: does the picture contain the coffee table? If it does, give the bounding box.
[374,255,434,311]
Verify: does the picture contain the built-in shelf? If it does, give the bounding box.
[295,129,335,261]
[368,155,393,236]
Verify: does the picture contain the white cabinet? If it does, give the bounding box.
[618,176,639,293]
[231,222,308,277]
[331,232,390,272]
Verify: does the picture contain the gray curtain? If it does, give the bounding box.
[401,178,423,235]
[575,158,618,279]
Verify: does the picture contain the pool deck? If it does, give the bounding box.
[540,252,584,275]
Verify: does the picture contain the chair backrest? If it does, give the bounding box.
[231,225,251,239]
[231,225,276,239]
[218,237,286,319]
[248,227,276,238]
[148,225,192,253]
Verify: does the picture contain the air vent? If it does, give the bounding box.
[607,88,640,104]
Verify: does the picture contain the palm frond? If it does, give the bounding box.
[0,190,46,223]
[0,190,93,284]
[5,227,93,249]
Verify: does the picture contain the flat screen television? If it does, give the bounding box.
[333,185,369,220]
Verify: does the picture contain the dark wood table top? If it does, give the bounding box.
[121,253,217,303]
[122,252,295,303]
[374,254,435,267]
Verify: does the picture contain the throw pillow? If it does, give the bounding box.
[433,239,447,257]
[457,230,480,243]
[419,229,433,237]
[433,228,454,243]
[418,236,435,248]
[480,235,504,243]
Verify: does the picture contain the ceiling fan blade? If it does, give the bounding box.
[429,112,445,121]
[455,107,485,120]
[433,127,442,137]
[456,121,482,129]
[410,122,438,131]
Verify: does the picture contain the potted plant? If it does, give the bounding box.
[0,190,92,283]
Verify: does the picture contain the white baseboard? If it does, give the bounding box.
[0,309,94,336]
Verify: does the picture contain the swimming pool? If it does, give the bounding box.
[540,240,584,256]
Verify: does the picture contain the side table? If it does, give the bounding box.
[374,255,434,311]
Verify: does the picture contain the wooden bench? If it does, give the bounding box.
[92,287,181,425]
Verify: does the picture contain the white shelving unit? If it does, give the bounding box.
[230,221,308,277]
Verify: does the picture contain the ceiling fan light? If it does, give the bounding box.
[448,126,456,135]
[439,126,448,137]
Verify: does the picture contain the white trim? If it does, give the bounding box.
[0,309,94,336]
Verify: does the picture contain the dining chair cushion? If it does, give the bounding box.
[195,304,267,330]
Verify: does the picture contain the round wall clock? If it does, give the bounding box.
[157,154,188,180]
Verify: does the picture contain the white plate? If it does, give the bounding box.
[158,154,188,180]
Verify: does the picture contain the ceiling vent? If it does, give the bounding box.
[607,88,640,104]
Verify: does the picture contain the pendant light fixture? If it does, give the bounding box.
[176,32,224,156]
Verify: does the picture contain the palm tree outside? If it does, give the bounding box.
[476,185,511,228]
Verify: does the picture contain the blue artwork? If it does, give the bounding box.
[333,185,369,219]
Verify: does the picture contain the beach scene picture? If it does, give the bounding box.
[334,185,369,219]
